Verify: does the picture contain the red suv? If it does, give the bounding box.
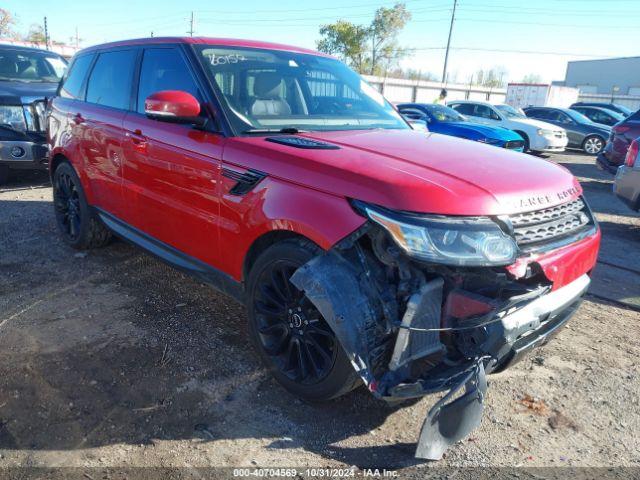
[48,37,600,459]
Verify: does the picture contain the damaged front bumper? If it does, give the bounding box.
[290,238,591,460]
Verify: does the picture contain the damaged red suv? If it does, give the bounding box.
[49,37,600,460]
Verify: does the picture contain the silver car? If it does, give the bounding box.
[614,138,640,211]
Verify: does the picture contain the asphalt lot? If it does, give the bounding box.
[0,150,639,475]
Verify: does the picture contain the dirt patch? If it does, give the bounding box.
[1,156,639,471]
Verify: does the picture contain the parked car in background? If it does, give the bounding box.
[570,102,633,118]
[447,100,567,153]
[49,37,600,460]
[397,103,525,152]
[0,44,67,184]
[597,109,640,173]
[570,105,625,127]
[614,137,640,210]
[524,106,611,155]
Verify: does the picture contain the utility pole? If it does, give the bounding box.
[441,0,458,85]
[75,26,79,48]
[187,11,195,37]
[150,31,154,37]
[43,16,49,50]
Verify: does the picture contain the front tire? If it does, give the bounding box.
[52,161,111,249]
[583,135,605,155]
[246,238,359,401]
[514,131,530,152]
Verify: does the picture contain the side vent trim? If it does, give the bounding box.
[222,167,267,195]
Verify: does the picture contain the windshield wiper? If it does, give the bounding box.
[242,127,308,135]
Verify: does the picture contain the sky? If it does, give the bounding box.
[4,0,639,84]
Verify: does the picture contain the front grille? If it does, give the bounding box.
[504,140,524,150]
[509,198,594,248]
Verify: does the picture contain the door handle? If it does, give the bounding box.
[72,113,84,124]
[125,129,148,153]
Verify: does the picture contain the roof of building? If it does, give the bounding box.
[568,55,640,65]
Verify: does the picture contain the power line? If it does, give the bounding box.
[407,46,618,58]
[455,17,638,29]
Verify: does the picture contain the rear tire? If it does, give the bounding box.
[246,238,359,401]
[0,165,9,185]
[582,135,605,155]
[52,161,111,249]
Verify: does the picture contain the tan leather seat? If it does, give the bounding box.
[250,72,291,116]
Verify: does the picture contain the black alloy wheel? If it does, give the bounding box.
[247,239,359,401]
[54,168,82,242]
[253,259,337,385]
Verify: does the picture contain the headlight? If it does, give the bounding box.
[355,202,518,266]
[0,106,27,132]
[537,129,556,137]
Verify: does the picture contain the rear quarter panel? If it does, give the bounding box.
[48,97,95,201]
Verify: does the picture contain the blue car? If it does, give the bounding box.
[397,103,525,152]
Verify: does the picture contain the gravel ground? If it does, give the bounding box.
[0,151,639,477]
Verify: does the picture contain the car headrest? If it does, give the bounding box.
[254,72,283,99]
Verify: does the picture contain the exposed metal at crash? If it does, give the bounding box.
[291,219,591,460]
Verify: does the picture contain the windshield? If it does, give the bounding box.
[426,104,465,122]
[0,48,67,82]
[495,104,526,118]
[564,108,593,124]
[195,46,407,134]
[613,104,633,116]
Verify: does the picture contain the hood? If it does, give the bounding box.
[0,80,58,104]
[441,121,521,140]
[228,129,581,216]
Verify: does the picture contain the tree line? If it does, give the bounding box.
[315,3,541,86]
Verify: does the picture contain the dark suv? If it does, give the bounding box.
[597,109,640,173]
[0,44,67,184]
[49,37,600,460]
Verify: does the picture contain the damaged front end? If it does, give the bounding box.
[0,99,49,170]
[290,200,594,460]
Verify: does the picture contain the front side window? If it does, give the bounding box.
[60,54,94,99]
[195,46,406,134]
[86,50,137,110]
[0,48,67,83]
[137,48,201,114]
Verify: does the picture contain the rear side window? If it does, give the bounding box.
[86,50,137,110]
[527,108,549,119]
[60,54,94,99]
[137,48,200,113]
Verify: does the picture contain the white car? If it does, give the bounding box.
[447,100,568,153]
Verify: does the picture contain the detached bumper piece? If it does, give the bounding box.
[291,242,590,460]
[416,362,486,460]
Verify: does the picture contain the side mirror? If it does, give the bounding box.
[145,90,204,126]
